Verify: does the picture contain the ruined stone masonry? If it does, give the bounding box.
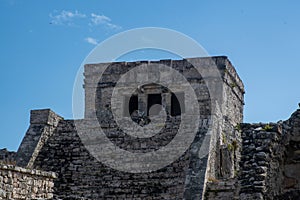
[0,164,56,199]
[0,56,299,199]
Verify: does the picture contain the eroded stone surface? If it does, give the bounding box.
[1,56,299,199]
[0,164,56,200]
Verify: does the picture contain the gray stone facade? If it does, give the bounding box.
[0,164,56,199]
[239,110,300,200]
[0,56,299,199]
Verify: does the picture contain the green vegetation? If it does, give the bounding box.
[231,140,238,150]
[227,140,238,152]
[230,82,237,88]
[222,132,227,144]
[263,124,273,132]
[234,123,242,132]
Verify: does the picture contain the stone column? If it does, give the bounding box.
[138,93,147,116]
[162,92,171,115]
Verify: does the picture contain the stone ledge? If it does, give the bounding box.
[0,164,57,179]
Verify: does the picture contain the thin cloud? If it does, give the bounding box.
[50,10,86,26]
[49,10,122,45]
[90,13,121,30]
[85,37,98,45]
[90,13,111,25]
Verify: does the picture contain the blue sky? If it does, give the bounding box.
[1,0,299,150]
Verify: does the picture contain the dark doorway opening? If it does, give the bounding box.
[147,94,162,116]
[129,95,138,116]
[171,92,184,116]
[124,95,138,117]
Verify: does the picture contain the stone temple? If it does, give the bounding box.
[0,56,299,199]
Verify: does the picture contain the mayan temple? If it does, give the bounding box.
[0,56,299,200]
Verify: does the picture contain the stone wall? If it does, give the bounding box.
[33,119,192,199]
[204,179,238,200]
[202,108,300,200]
[239,108,300,200]
[0,164,56,199]
[239,122,281,199]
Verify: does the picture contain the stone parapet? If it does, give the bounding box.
[0,164,56,200]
